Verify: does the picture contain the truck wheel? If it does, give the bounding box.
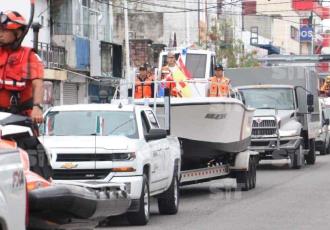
[320,142,327,155]
[305,139,316,165]
[327,141,330,155]
[290,144,304,169]
[236,157,255,191]
[251,157,257,189]
[158,173,179,215]
[127,175,150,225]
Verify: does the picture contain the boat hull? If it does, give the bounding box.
[136,97,254,160]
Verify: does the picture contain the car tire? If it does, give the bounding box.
[127,175,150,226]
[158,173,179,215]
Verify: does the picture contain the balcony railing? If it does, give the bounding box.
[37,42,66,69]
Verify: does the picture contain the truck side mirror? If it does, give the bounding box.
[145,128,167,141]
[307,94,314,106]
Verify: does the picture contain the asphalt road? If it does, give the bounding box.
[98,154,330,230]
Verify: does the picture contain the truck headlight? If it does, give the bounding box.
[112,152,136,161]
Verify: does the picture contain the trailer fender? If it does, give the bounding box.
[230,150,258,171]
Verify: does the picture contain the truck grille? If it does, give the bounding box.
[53,169,111,180]
[252,129,276,136]
[252,120,276,127]
[252,119,277,136]
[57,154,115,162]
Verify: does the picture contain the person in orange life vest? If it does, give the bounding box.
[0,11,44,124]
[134,64,154,99]
[208,64,231,97]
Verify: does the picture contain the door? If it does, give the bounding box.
[142,110,167,192]
[63,83,78,105]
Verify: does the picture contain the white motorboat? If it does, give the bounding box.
[132,48,254,167]
[135,96,254,165]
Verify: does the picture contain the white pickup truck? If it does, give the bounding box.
[0,139,26,230]
[40,103,181,225]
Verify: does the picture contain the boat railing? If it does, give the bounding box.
[113,79,239,100]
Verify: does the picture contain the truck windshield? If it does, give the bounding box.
[239,88,295,110]
[324,108,330,119]
[44,111,138,138]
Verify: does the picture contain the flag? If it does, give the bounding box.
[96,116,105,136]
[177,54,192,79]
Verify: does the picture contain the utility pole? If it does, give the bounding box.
[205,0,208,47]
[311,12,315,55]
[184,0,190,44]
[124,0,131,82]
[198,0,200,45]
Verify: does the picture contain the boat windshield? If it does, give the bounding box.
[43,110,138,138]
[161,53,208,79]
[239,88,295,110]
[185,53,207,79]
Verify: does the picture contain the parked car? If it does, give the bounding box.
[40,103,181,226]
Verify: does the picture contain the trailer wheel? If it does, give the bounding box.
[236,157,255,191]
[127,174,150,225]
[305,139,316,165]
[158,172,179,215]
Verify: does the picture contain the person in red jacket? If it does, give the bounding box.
[0,11,44,124]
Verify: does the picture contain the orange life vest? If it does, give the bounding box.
[0,47,44,113]
[209,76,230,97]
[0,47,34,91]
[134,75,153,99]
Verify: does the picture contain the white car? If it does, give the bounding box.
[0,140,26,230]
[40,103,181,225]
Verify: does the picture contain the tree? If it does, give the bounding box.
[207,19,259,68]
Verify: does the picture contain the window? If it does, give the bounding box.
[80,0,102,39]
[242,1,256,15]
[290,26,299,41]
[185,54,207,79]
[101,42,113,77]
